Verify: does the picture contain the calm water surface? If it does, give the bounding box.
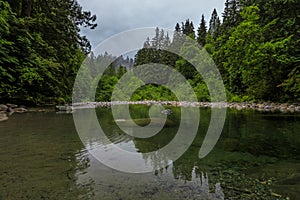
[0,106,299,199]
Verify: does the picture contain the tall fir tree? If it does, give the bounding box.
[151,27,160,49]
[162,32,171,49]
[208,8,221,38]
[143,37,151,48]
[197,15,207,46]
[182,19,195,38]
[222,0,241,32]
[158,29,165,49]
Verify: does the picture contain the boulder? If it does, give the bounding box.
[264,105,273,110]
[14,107,28,113]
[0,104,8,111]
[56,105,73,112]
[6,103,18,108]
[279,107,288,113]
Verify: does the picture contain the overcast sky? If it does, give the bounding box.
[77,0,226,48]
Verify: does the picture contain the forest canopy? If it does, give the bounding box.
[0,0,299,105]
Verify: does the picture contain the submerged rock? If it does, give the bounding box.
[161,109,172,115]
[0,113,8,122]
[114,118,176,127]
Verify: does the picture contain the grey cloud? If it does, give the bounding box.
[78,0,225,47]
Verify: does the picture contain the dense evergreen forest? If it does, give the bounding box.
[0,0,96,105]
[89,0,300,103]
[0,0,299,105]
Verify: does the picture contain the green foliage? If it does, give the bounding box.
[208,2,299,102]
[0,1,18,98]
[280,66,300,101]
[131,85,177,101]
[175,59,196,80]
[133,0,299,103]
[193,82,210,102]
[0,0,97,105]
[228,94,252,103]
[95,75,118,101]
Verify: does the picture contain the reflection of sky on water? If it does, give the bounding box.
[75,147,224,200]
[74,106,224,199]
[73,106,300,199]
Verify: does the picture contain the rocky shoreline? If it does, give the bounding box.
[70,101,300,113]
[0,103,49,122]
[0,104,27,122]
[1,101,300,122]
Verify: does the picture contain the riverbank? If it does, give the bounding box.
[1,101,300,122]
[70,101,300,113]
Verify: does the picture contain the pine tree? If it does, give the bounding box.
[172,23,182,46]
[158,29,165,49]
[175,23,181,32]
[162,32,171,49]
[197,15,207,46]
[151,27,160,49]
[143,37,151,48]
[222,0,241,32]
[222,0,230,29]
[208,9,221,37]
[181,19,195,38]
[170,23,182,61]
[189,21,195,38]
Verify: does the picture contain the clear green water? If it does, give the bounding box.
[0,106,299,199]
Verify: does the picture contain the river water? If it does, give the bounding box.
[0,106,299,199]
